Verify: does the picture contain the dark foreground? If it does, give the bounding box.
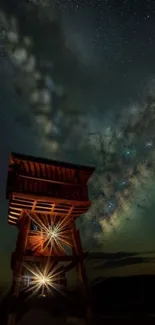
[97,317,155,325]
[1,275,155,324]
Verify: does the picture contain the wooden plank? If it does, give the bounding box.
[15,176,88,201]
[13,197,34,203]
[9,207,22,211]
[10,202,33,208]
[32,206,53,211]
[8,215,18,221]
[8,220,16,225]
[22,253,88,263]
[9,207,89,220]
[23,256,75,262]
[12,192,91,207]
[9,211,20,216]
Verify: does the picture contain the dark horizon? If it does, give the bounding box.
[1,250,155,290]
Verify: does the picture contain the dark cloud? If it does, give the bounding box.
[86,251,155,270]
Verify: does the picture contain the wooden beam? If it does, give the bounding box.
[13,192,91,207]
[32,200,37,212]
[50,203,55,214]
[22,253,88,263]
[18,174,85,187]
[10,202,33,208]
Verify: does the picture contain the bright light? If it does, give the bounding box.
[47,225,59,241]
[23,261,64,298]
[39,275,49,285]
[28,213,73,255]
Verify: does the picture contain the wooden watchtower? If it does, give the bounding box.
[6,152,94,324]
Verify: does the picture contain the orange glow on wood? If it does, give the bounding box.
[6,152,94,322]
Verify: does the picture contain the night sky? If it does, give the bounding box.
[0,0,155,286]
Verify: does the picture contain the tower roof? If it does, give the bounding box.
[6,153,95,226]
[8,152,95,185]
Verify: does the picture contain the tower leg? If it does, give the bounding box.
[7,213,30,325]
[72,224,94,325]
[7,313,16,325]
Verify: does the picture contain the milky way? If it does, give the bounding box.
[0,0,155,271]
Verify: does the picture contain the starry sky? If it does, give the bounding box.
[0,0,155,286]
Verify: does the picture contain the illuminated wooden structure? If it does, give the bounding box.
[6,152,94,324]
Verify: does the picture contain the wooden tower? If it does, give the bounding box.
[6,152,94,324]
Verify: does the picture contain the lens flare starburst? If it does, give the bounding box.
[27,212,73,255]
[23,261,64,298]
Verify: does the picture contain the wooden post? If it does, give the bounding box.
[7,213,30,325]
[72,224,94,325]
